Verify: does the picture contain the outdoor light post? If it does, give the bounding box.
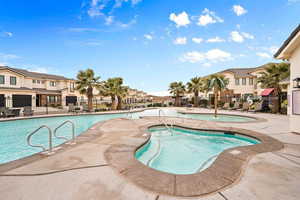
[293,78,300,88]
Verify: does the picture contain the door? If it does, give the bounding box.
[0,94,5,107]
[66,96,77,106]
[12,95,32,107]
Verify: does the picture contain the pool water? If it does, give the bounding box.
[135,109,256,122]
[0,113,126,164]
[135,127,259,174]
[0,108,257,164]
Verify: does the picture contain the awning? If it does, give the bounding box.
[261,88,274,96]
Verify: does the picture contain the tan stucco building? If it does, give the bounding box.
[201,63,278,101]
[0,66,83,108]
[275,24,300,134]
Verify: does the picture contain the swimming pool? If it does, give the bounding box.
[136,109,256,122]
[135,126,259,174]
[0,108,257,164]
[0,113,126,164]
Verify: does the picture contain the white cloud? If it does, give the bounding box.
[256,52,271,59]
[169,11,191,28]
[0,31,13,38]
[174,37,187,45]
[180,49,232,64]
[230,31,244,43]
[202,63,212,67]
[0,53,19,61]
[207,37,225,43]
[86,0,141,26]
[144,34,153,40]
[269,46,279,54]
[233,5,247,16]
[241,32,254,39]
[197,8,224,26]
[192,37,203,44]
[105,16,114,25]
[230,31,254,43]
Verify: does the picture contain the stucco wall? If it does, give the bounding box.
[289,45,300,133]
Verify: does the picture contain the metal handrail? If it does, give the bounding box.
[126,107,134,119]
[158,109,174,135]
[53,120,75,143]
[27,125,53,153]
[147,137,161,166]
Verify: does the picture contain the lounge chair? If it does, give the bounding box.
[249,102,263,113]
[23,106,34,116]
[222,102,230,110]
[228,102,240,110]
[237,102,250,112]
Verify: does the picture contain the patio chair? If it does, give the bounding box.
[0,107,5,118]
[237,102,250,112]
[2,108,16,118]
[82,104,90,112]
[23,106,34,116]
[222,102,230,110]
[228,102,240,110]
[249,102,263,113]
[68,104,75,112]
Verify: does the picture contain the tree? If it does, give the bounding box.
[75,69,101,111]
[101,77,129,110]
[257,63,290,113]
[207,74,229,117]
[187,77,204,107]
[169,81,185,107]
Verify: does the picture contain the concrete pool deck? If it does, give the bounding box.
[0,108,299,200]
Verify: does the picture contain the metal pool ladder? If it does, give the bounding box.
[27,125,54,155]
[158,109,174,135]
[53,120,76,144]
[26,120,76,155]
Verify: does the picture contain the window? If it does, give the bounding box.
[249,78,254,85]
[0,75,4,84]
[37,80,40,84]
[235,78,240,85]
[50,81,56,87]
[242,78,246,85]
[70,82,75,92]
[10,76,17,85]
[32,80,36,84]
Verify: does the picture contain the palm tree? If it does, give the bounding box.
[207,74,229,117]
[101,77,129,110]
[169,81,185,107]
[257,63,290,113]
[75,69,101,111]
[187,77,204,107]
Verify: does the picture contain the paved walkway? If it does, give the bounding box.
[0,108,299,200]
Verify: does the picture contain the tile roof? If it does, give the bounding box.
[0,66,71,80]
[216,63,278,78]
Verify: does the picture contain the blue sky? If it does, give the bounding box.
[0,0,299,95]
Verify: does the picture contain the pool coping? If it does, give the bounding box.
[104,119,283,197]
[177,111,267,123]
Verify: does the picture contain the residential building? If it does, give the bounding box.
[0,66,83,108]
[275,24,300,134]
[124,88,151,104]
[203,63,281,102]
